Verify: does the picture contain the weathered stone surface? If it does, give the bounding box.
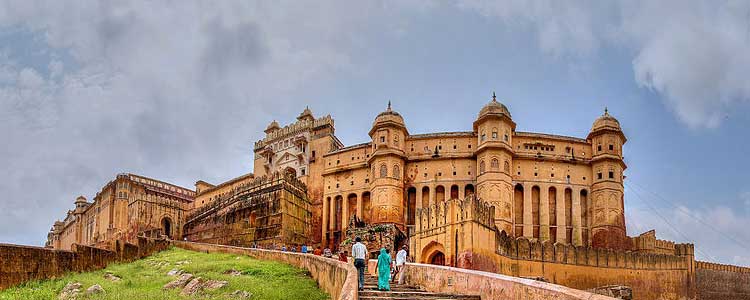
[180,277,204,296]
[223,269,242,276]
[204,279,228,290]
[166,269,183,276]
[85,284,105,295]
[229,290,253,299]
[163,273,194,289]
[587,285,632,300]
[58,282,82,300]
[103,272,121,282]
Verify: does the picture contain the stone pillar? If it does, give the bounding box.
[523,183,533,238]
[429,184,436,208]
[459,185,465,200]
[572,188,583,246]
[329,196,336,231]
[356,194,363,218]
[556,187,566,243]
[322,197,329,244]
[540,185,550,242]
[342,196,349,233]
[416,186,423,210]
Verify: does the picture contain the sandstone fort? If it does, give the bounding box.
[26,96,750,299]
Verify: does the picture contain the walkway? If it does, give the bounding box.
[359,274,480,300]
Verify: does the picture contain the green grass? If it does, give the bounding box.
[0,247,330,300]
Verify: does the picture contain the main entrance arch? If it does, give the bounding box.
[420,241,447,266]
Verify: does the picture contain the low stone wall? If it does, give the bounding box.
[696,261,750,300]
[367,260,614,299]
[0,237,169,290]
[173,241,357,300]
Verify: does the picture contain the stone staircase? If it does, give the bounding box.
[359,275,481,300]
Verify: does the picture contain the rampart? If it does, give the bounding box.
[695,260,750,300]
[173,241,357,300]
[488,232,696,300]
[0,237,169,290]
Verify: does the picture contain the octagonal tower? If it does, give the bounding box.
[367,102,408,227]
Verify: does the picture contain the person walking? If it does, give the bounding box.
[301,244,308,254]
[394,245,408,284]
[323,247,333,258]
[351,237,367,291]
[376,248,391,291]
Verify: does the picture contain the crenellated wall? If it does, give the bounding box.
[695,261,750,300]
[0,237,169,290]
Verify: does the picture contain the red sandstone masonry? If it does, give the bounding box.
[696,261,750,300]
[0,237,169,290]
[172,241,358,300]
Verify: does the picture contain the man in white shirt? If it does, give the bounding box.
[394,245,408,284]
[351,237,367,290]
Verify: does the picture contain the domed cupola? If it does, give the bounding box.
[478,92,511,120]
[588,108,625,141]
[264,120,281,134]
[297,106,314,122]
[369,101,407,136]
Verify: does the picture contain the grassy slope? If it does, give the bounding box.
[0,247,330,300]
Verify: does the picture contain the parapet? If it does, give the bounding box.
[696,260,750,273]
[414,195,496,232]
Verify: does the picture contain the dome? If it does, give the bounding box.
[75,196,87,204]
[372,101,405,128]
[264,120,280,133]
[478,93,511,119]
[297,106,314,121]
[591,108,621,132]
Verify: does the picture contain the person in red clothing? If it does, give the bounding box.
[338,250,348,263]
[313,246,323,256]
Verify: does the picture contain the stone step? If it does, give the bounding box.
[363,285,421,291]
[360,290,478,298]
[359,296,481,300]
[359,276,480,300]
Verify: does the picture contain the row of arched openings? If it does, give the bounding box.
[513,184,589,245]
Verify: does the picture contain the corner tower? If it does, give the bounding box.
[587,108,629,249]
[368,102,408,226]
[473,94,516,233]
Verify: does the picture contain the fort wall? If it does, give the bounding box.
[174,241,357,300]
[0,237,169,290]
[695,261,750,300]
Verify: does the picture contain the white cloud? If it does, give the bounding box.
[458,0,750,129]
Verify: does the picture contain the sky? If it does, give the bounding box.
[1,1,749,266]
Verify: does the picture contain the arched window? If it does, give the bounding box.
[491,158,499,170]
[380,164,388,178]
[504,160,510,173]
[492,128,498,139]
[480,131,486,142]
[479,160,486,174]
[394,135,399,147]
[393,164,400,179]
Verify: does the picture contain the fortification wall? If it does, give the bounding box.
[481,233,696,300]
[0,237,169,290]
[173,241,357,300]
[695,261,750,300]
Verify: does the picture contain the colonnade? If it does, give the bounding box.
[514,183,589,246]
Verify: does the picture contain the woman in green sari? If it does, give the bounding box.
[376,248,391,291]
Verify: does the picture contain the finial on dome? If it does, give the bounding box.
[387,100,392,111]
[604,107,609,115]
[492,92,496,102]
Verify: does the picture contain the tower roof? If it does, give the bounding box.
[297,106,314,121]
[264,120,281,133]
[478,92,511,119]
[370,101,407,136]
[75,195,87,204]
[591,107,622,132]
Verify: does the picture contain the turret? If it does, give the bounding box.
[473,93,516,233]
[367,101,408,226]
[587,108,629,249]
[264,120,280,134]
[74,196,88,213]
[297,106,314,122]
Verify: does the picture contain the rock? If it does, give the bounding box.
[223,269,242,276]
[167,269,183,276]
[103,272,121,282]
[180,277,204,296]
[163,273,194,289]
[229,290,253,299]
[203,280,228,290]
[58,282,82,300]
[85,284,105,295]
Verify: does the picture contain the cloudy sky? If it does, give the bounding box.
[1,1,749,266]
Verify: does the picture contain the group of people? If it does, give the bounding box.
[265,238,410,292]
[352,237,409,291]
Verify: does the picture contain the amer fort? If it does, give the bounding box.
[3,96,749,300]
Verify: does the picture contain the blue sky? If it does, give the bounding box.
[1,1,749,266]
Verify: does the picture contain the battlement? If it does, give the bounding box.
[254,115,334,150]
[696,260,750,273]
[496,231,692,271]
[186,172,307,223]
[632,230,678,255]
[414,194,496,232]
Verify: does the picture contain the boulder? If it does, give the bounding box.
[103,272,121,282]
[85,284,105,295]
[180,277,204,296]
[167,269,183,276]
[163,273,194,289]
[229,290,253,299]
[58,282,82,300]
[223,269,242,276]
[204,280,228,290]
